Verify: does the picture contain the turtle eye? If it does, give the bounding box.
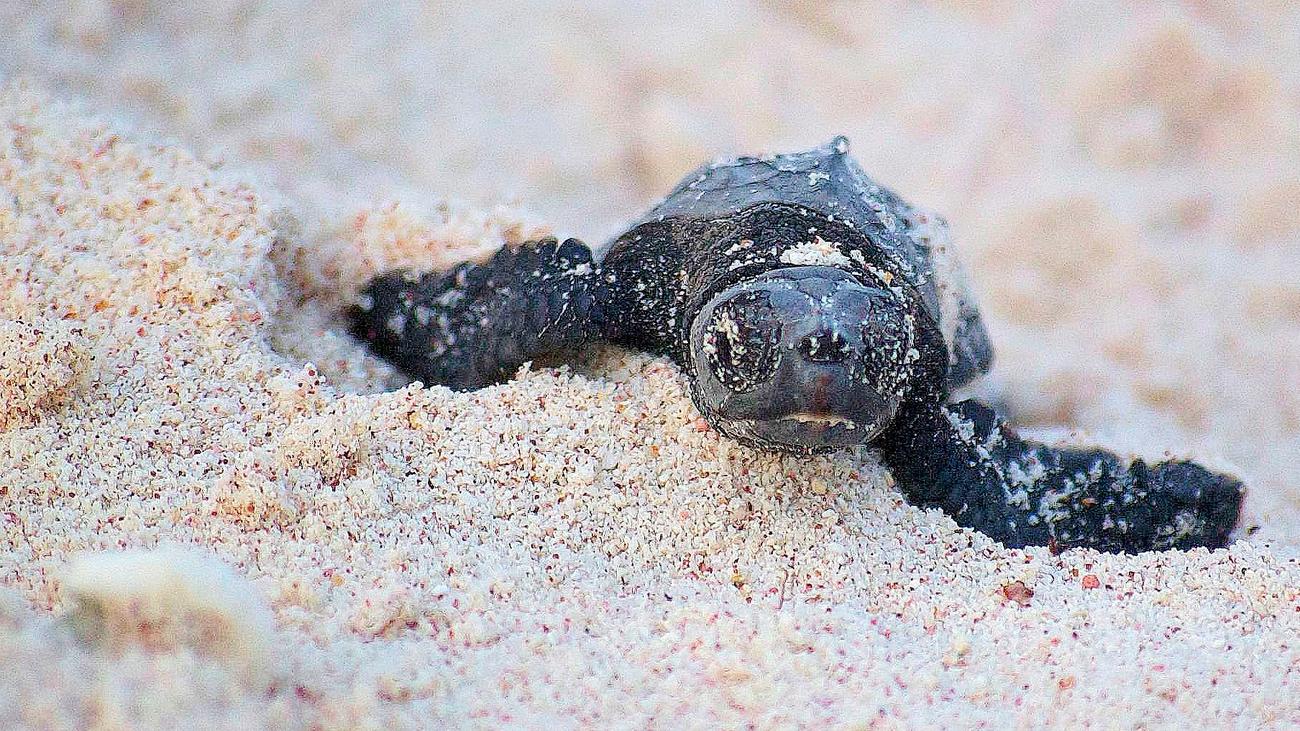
[702,291,782,392]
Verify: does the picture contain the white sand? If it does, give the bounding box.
[2,2,1299,728]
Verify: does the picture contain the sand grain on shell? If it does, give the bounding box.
[1,81,1299,728]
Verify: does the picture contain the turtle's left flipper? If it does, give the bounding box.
[348,237,606,390]
[879,399,1243,553]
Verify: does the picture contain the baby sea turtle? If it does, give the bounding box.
[349,137,1243,554]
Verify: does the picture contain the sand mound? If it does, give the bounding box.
[1,78,1299,728]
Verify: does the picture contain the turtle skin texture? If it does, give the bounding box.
[349,138,1244,554]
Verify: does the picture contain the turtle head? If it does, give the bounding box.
[687,266,917,453]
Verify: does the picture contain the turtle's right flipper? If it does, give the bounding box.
[348,238,606,391]
[879,399,1244,553]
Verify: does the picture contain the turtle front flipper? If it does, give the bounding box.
[879,399,1244,553]
[348,238,607,390]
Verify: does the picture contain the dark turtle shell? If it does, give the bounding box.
[602,136,993,390]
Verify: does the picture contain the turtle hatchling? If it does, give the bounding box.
[349,137,1244,554]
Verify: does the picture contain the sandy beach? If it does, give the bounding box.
[2,2,1299,727]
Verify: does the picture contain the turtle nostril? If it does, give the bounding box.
[798,329,849,363]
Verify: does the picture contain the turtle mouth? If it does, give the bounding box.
[782,412,858,430]
[727,409,881,454]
